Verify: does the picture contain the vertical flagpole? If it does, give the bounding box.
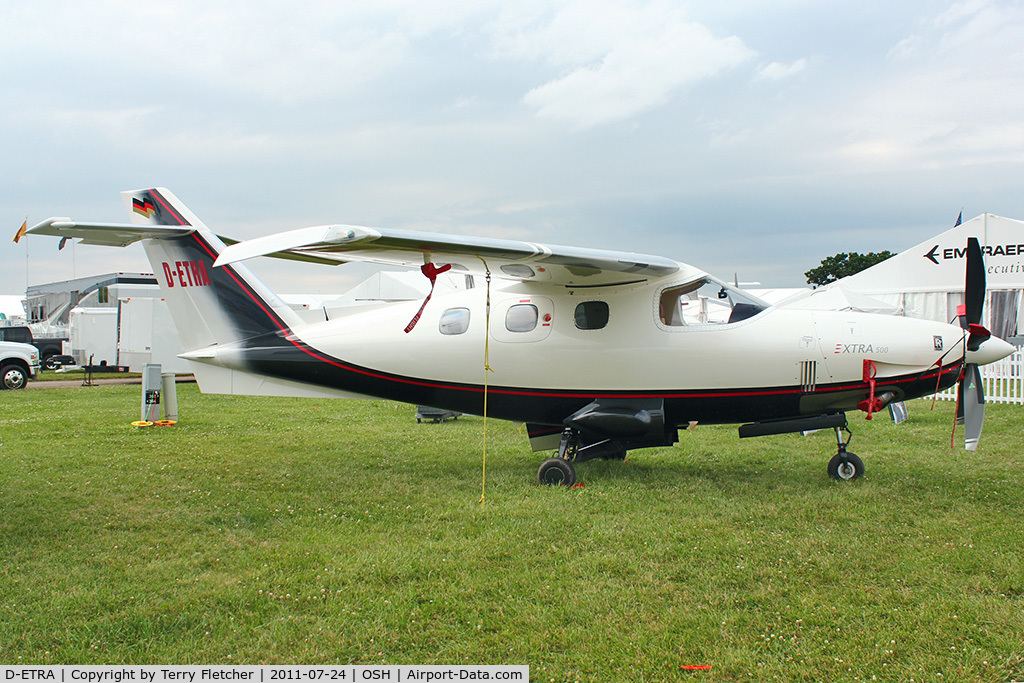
[24,216,30,317]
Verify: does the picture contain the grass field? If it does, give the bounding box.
[1,384,1022,680]
[34,370,143,382]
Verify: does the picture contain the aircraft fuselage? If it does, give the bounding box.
[198,274,966,431]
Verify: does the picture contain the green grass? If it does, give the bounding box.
[35,369,143,382]
[1,385,1023,680]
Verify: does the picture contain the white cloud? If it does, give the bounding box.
[831,1,1024,170]
[756,58,807,81]
[0,2,421,105]
[498,1,755,127]
[932,0,993,28]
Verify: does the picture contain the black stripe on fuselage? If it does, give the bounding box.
[235,327,963,427]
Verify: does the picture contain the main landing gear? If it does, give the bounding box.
[537,428,628,486]
[538,428,581,486]
[538,456,576,486]
[540,416,866,485]
[827,422,864,481]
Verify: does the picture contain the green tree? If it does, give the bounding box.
[804,251,895,286]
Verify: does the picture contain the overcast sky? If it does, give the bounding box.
[4,0,1024,301]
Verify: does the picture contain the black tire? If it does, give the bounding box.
[538,457,576,486]
[0,364,28,390]
[42,354,60,370]
[828,452,864,481]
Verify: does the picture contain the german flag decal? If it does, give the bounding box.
[132,197,156,218]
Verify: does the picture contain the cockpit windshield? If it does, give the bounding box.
[658,276,769,326]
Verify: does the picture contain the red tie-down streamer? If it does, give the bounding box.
[404,262,453,333]
[857,359,881,419]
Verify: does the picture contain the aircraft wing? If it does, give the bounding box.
[214,224,681,287]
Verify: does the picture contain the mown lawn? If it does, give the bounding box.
[1,384,1022,681]
[34,370,143,382]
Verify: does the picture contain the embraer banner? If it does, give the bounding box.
[841,213,1024,293]
[924,242,1024,264]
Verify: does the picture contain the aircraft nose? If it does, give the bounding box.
[965,335,1016,366]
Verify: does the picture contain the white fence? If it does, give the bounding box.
[932,347,1024,405]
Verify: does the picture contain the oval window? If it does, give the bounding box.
[574,301,609,330]
[505,304,539,333]
[500,264,536,278]
[439,307,471,335]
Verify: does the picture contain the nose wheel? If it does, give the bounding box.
[828,423,864,481]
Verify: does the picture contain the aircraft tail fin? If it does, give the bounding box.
[126,188,305,352]
[31,188,305,353]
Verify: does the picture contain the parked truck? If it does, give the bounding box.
[0,325,71,369]
[0,340,40,389]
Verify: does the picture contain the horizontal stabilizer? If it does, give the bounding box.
[28,219,340,267]
[28,218,193,247]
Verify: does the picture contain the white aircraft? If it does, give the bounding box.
[28,188,1015,484]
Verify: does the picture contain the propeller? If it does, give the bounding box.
[956,237,987,451]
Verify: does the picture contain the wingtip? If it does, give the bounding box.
[213,224,377,268]
[26,217,73,235]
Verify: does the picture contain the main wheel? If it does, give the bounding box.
[828,452,864,481]
[1,364,28,390]
[538,457,576,486]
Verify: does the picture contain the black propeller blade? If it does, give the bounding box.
[957,236,986,451]
[964,237,985,326]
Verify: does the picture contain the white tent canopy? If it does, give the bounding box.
[840,213,1024,295]
[774,284,899,314]
[817,213,1024,341]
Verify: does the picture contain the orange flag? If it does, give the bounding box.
[13,220,27,243]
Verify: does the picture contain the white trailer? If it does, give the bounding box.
[68,307,119,368]
[117,297,189,373]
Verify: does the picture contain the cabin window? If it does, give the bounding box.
[506,304,539,333]
[574,301,609,330]
[501,264,535,279]
[658,277,767,326]
[439,307,471,335]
